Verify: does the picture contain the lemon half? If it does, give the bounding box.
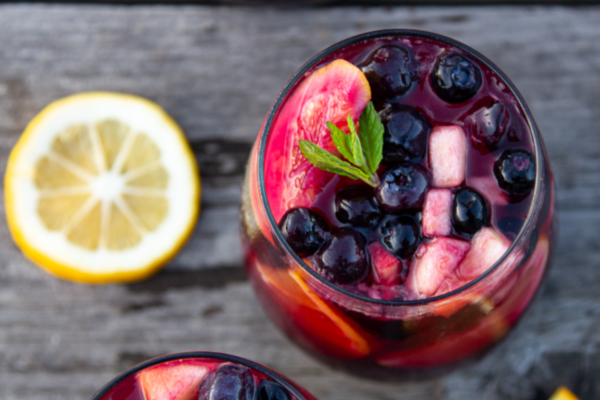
[5,92,200,283]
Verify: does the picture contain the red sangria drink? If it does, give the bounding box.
[241,30,555,375]
[91,352,316,400]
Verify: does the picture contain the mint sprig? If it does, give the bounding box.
[299,102,384,187]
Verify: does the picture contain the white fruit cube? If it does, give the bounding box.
[407,237,470,297]
[422,188,453,238]
[429,125,467,188]
[459,227,510,280]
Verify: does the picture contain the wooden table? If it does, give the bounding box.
[0,4,599,400]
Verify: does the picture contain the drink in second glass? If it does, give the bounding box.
[91,352,317,400]
[241,30,555,375]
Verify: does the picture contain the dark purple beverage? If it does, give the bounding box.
[242,30,554,373]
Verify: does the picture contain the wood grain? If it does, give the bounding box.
[0,4,599,400]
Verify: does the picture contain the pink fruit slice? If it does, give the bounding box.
[369,241,402,286]
[428,125,467,188]
[264,59,371,222]
[137,362,209,400]
[254,261,371,359]
[422,188,452,238]
[459,227,510,280]
[406,237,470,297]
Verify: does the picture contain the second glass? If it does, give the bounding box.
[91,352,317,400]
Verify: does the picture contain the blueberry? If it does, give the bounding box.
[313,228,369,285]
[256,380,290,400]
[452,188,490,236]
[278,208,328,257]
[431,53,482,104]
[359,45,416,103]
[494,149,536,195]
[380,105,431,163]
[469,102,509,147]
[198,364,254,400]
[379,215,421,259]
[334,185,382,229]
[375,163,431,213]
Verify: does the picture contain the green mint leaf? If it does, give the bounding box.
[299,139,376,186]
[347,115,369,174]
[327,121,355,164]
[358,102,384,174]
[298,101,385,188]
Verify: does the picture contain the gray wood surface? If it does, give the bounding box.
[0,4,599,400]
[15,1,600,5]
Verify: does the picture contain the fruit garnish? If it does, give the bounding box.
[312,227,369,285]
[431,53,482,104]
[549,386,580,400]
[406,237,471,297]
[459,227,510,280]
[198,364,255,400]
[379,215,421,259]
[299,101,384,188]
[380,105,431,164]
[494,149,536,195]
[4,92,200,283]
[428,125,467,188]
[422,188,452,238]
[278,207,329,257]
[257,380,290,400]
[265,59,371,222]
[452,187,490,236]
[334,184,382,229]
[375,162,431,212]
[254,262,370,358]
[137,362,208,400]
[369,241,402,285]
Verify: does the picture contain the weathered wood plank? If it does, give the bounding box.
[12,0,600,5]
[0,4,599,400]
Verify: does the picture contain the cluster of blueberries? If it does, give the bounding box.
[200,364,290,400]
[279,44,536,288]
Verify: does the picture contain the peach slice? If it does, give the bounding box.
[255,261,371,359]
[137,362,209,400]
[264,59,371,222]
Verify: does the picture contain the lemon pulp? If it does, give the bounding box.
[5,92,200,283]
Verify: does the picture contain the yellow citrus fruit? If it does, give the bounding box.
[549,387,579,400]
[5,92,200,283]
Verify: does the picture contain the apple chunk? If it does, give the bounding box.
[428,125,467,188]
[459,227,510,280]
[422,188,452,238]
[407,237,470,297]
[369,241,402,286]
[137,362,209,400]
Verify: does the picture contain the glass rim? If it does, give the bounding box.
[90,351,309,400]
[258,29,543,306]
